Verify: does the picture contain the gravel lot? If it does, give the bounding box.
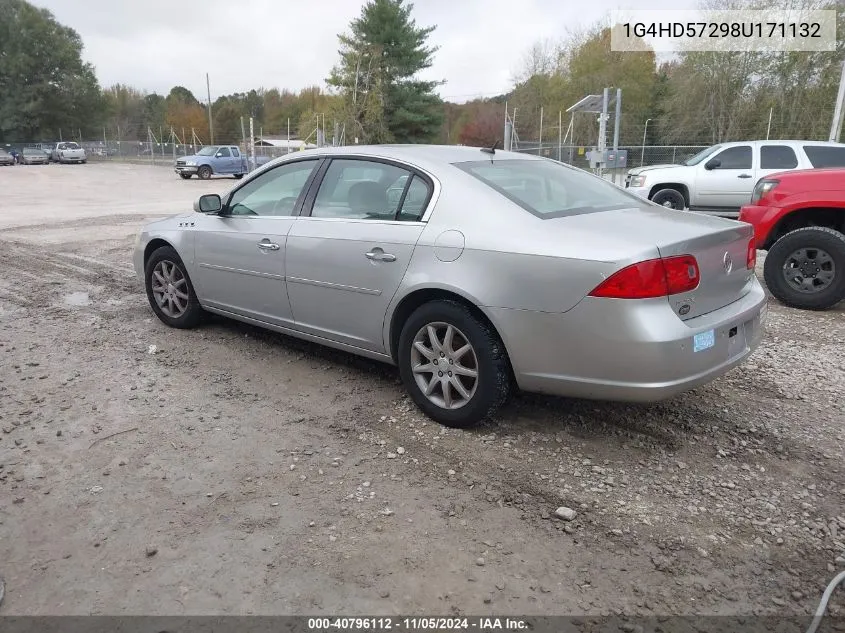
[0,163,843,617]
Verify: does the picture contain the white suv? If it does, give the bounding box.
[625,140,845,217]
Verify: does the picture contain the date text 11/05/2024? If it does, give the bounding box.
[307,617,528,631]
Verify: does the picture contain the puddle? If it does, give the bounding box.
[63,291,91,306]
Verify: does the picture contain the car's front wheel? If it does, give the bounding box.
[398,300,511,428]
[179,173,192,180]
[763,227,845,310]
[144,246,204,328]
[651,188,686,210]
[197,165,212,180]
[234,173,244,179]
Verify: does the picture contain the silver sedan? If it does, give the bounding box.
[133,145,767,427]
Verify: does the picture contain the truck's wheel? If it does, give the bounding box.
[763,227,845,310]
[179,173,192,180]
[651,188,686,210]
[197,165,212,180]
[233,174,244,179]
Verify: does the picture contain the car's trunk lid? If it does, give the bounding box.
[560,206,754,320]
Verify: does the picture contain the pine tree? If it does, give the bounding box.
[328,0,443,144]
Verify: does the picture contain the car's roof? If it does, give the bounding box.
[718,139,845,147]
[288,144,543,166]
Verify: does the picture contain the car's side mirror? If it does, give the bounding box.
[195,194,222,213]
[215,152,224,158]
[704,158,721,170]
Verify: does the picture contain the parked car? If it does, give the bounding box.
[175,145,250,180]
[50,142,87,164]
[3,146,22,164]
[0,149,15,166]
[21,147,49,165]
[625,140,845,217]
[134,145,766,427]
[739,168,845,310]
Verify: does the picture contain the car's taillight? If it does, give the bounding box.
[589,255,700,299]
[747,238,757,269]
[750,179,779,204]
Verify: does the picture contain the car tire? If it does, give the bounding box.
[398,300,511,428]
[81,160,87,164]
[197,165,212,180]
[144,246,204,329]
[763,227,845,310]
[179,173,192,180]
[234,174,244,179]
[651,188,686,210]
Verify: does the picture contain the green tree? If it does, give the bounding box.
[0,0,105,142]
[328,0,443,143]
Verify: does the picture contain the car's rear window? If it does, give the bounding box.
[803,145,845,168]
[453,159,640,218]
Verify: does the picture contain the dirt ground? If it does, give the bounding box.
[0,162,843,617]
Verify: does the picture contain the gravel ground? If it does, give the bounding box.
[0,163,843,616]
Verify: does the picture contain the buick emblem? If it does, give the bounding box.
[723,252,733,274]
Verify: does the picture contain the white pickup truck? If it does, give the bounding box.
[625,140,845,217]
[50,142,87,164]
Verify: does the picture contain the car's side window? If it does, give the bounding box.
[231,147,240,157]
[310,159,428,221]
[760,145,798,169]
[218,147,231,157]
[225,159,318,217]
[397,175,432,221]
[803,146,845,168]
[711,146,751,170]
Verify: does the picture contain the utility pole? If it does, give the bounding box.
[287,118,291,154]
[829,58,845,143]
[240,117,247,169]
[206,73,215,144]
[558,110,562,162]
[538,106,543,156]
[249,117,255,171]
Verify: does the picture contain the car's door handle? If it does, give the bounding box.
[257,241,280,251]
[365,250,396,262]
[737,174,752,179]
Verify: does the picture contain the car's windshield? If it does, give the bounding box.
[197,146,219,156]
[63,142,80,150]
[454,158,642,219]
[684,145,722,166]
[23,148,39,154]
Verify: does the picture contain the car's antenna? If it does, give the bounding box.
[480,140,500,155]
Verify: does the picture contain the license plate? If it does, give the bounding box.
[693,329,715,353]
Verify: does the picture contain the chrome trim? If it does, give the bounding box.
[292,216,424,227]
[286,276,381,296]
[198,262,284,280]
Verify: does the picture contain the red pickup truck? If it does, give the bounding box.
[739,168,845,310]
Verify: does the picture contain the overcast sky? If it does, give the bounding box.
[32,0,696,103]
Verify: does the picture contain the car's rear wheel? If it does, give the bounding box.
[144,246,204,328]
[197,165,212,180]
[398,300,511,428]
[179,173,192,180]
[763,227,845,310]
[651,188,686,210]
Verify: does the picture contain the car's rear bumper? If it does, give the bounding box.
[490,278,767,403]
[59,156,85,163]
